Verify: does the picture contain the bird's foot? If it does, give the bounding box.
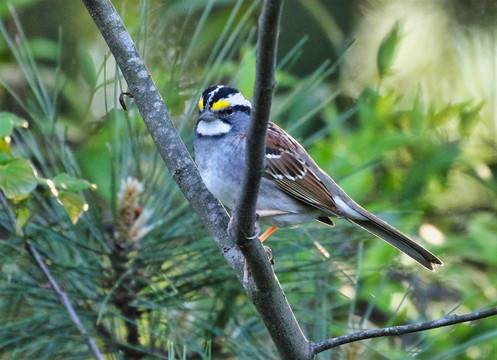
[227,216,261,241]
[246,221,261,240]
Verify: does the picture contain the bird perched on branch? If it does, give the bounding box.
[193,85,443,271]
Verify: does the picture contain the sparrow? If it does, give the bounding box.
[193,85,443,271]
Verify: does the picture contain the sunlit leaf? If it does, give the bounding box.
[57,191,89,224]
[430,103,462,128]
[0,159,37,200]
[459,101,485,136]
[52,173,95,192]
[377,21,402,78]
[15,206,30,234]
[0,138,9,153]
[0,112,29,129]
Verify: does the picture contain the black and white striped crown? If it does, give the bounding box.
[199,85,252,113]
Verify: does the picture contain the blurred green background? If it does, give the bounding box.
[0,0,496,359]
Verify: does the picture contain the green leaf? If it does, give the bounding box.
[430,102,463,128]
[26,38,59,61]
[15,207,31,234]
[0,112,28,138]
[377,21,402,78]
[0,111,29,128]
[0,159,37,200]
[0,152,12,164]
[79,48,98,90]
[0,139,11,155]
[58,191,88,224]
[0,117,13,137]
[52,173,95,192]
[459,100,485,136]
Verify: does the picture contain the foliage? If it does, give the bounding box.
[377,21,402,79]
[0,1,496,359]
[0,113,92,225]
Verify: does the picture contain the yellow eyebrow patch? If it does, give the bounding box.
[198,98,204,110]
[211,99,230,111]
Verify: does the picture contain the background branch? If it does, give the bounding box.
[0,191,105,359]
[81,1,313,359]
[26,243,105,360]
[313,306,497,354]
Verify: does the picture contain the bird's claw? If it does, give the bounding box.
[227,216,261,241]
[246,222,261,240]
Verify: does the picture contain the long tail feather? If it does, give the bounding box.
[349,212,443,271]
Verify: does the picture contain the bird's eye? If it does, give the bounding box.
[226,107,234,115]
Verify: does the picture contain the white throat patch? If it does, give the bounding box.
[196,119,231,136]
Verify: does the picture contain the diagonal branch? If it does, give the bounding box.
[313,306,497,354]
[81,1,313,359]
[26,243,105,360]
[0,191,105,360]
[81,0,233,258]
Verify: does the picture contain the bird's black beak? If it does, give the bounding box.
[199,109,217,122]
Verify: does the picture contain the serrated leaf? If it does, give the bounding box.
[0,159,37,200]
[377,21,402,78]
[58,191,88,224]
[52,173,94,192]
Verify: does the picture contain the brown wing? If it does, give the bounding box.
[264,123,339,215]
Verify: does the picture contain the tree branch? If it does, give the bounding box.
[232,0,281,241]
[228,1,314,359]
[0,191,105,359]
[26,243,105,360]
[313,306,497,354]
[81,1,313,359]
[81,0,234,267]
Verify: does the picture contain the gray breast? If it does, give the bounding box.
[194,132,326,227]
[194,133,246,209]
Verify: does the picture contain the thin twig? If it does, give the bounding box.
[26,243,105,360]
[232,0,282,242]
[228,1,314,359]
[0,192,104,358]
[313,306,497,354]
